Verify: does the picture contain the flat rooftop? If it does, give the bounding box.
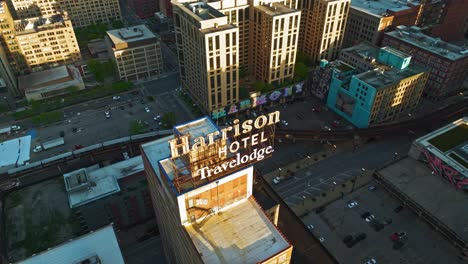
[141,135,174,184]
[183,2,225,20]
[378,157,468,244]
[414,117,468,175]
[341,42,380,60]
[63,156,145,208]
[64,165,120,208]
[351,0,417,15]
[255,2,299,16]
[107,25,157,45]
[14,14,67,35]
[16,225,125,264]
[0,135,31,168]
[185,198,291,263]
[174,117,220,145]
[355,64,425,88]
[18,66,72,91]
[386,26,468,61]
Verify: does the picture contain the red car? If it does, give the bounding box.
[74,144,84,150]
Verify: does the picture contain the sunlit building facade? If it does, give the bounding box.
[299,0,350,61]
[327,44,428,128]
[173,2,239,112]
[14,13,81,73]
[106,25,163,82]
[9,0,122,27]
[250,1,301,84]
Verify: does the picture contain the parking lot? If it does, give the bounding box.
[301,181,463,264]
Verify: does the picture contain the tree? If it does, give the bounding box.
[295,62,308,80]
[162,112,176,127]
[87,59,116,82]
[66,85,80,95]
[129,121,146,135]
[253,81,273,93]
[111,20,124,29]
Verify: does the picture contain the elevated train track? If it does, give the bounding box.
[276,101,467,141]
[1,101,466,184]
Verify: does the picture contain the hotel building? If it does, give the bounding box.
[298,0,350,62]
[382,26,468,100]
[141,115,292,264]
[9,0,122,28]
[106,25,163,82]
[327,43,428,128]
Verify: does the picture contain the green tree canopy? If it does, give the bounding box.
[294,62,308,80]
[162,112,176,127]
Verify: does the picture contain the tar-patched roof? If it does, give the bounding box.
[16,225,124,264]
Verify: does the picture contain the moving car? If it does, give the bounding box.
[281,120,288,126]
[112,95,121,100]
[347,201,358,208]
[105,111,111,118]
[319,237,325,243]
[307,224,314,230]
[153,115,161,121]
[365,259,377,264]
[368,185,377,191]
[145,107,150,112]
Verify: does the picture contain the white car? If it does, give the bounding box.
[365,259,377,264]
[154,115,161,121]
[281,120,288,126]
[33,145,43,153]
[319,237,325,243]
[365,215,375,222]
[112,95,121,100]
[105,111,111,118]
[11,125,21,131]
[347,201,358,208]
[307,224,314,230]
[145,107,150,112]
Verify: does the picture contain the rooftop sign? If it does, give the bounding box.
[168,111,280,179]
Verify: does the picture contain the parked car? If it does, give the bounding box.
[319,237,325,243]
[11,125,21,131]
[368,185,377,191]
[394,205,404,213]
[112,95,121,100]
[153,115,161,121]
[361,212,371,219]
[145,107,150,112]
[307,224,314,230]
[105,111,111,118]
[347,201,358,208]
[355,233,367,242]
[365,259,377,264]
[281,120,288,126]
[365,215,375,222]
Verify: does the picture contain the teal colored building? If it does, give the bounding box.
[327,46,428,128]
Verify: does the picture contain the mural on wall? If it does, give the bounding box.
[335,91,356,117]
[422,149,468,189]
[211,82,304,120]
[304,65,332,100]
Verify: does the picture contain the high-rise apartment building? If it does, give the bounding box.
[327,44,428,128]
[382,26,468,100]
[173,0,302,112]
[9,0,122,27]
[207,0,250,70]
[250,1,301,84]
[106,25,163,82]
[299,0,350,62]
[429,0,468,42]
[173,2,239,112]
[13,14,81,73]
[141,115,293,264]
[343,0,444,48]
